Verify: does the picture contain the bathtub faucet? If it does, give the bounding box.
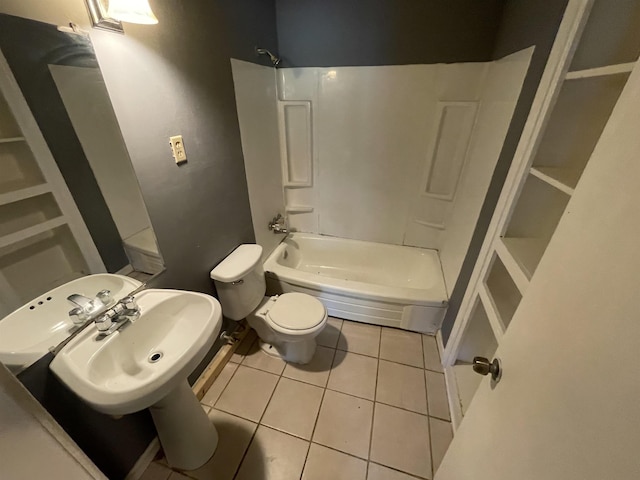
[268,213,288,234]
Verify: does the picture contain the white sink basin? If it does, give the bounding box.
[50,288,222,415]
[0,274,141,374]
[50,288,223,470]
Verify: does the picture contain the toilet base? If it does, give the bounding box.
[258,338,316,364]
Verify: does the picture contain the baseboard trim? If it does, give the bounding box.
[124,438,160,480]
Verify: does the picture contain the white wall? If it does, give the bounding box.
[233,52,531,291]
[50,64,152,241]
[231,59,285,260]
[439,48,533,290]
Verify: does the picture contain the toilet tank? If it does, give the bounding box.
[210,244,266,321]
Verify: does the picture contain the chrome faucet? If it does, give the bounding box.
[94,295,141,336]
[67,290,114,325]
[51,284,147,355]
[268,213,288,234]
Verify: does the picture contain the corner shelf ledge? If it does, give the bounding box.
[0,216,67,249]
[565,62,635,80]
[529,166,575,196]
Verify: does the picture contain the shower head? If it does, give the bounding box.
[255,47,281,66]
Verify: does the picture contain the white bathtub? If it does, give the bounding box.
[263,233,448,334]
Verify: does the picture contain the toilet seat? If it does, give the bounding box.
[266,293,327,335]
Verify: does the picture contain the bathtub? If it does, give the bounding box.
[263,233,448,334]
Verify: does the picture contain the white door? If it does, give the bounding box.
[436,62,640,478]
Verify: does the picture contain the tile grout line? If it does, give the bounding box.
[422,334,436,480]
[231,354,286,480]
[298,325,341,479]
[366,325,384,477]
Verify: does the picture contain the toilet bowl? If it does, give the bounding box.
[210,244,327,364]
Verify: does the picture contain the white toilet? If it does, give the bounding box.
[210,244,327,364]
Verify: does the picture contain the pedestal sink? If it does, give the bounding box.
[50,289,223,470]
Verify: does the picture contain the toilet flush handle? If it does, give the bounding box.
[231,279,244,285]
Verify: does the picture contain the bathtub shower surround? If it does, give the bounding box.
[232,49,532,293]
[264,233,447,333]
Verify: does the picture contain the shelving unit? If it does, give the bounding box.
[0,51,104,317]
[443,0,640,430]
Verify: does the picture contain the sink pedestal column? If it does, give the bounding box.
[149,380,218,470]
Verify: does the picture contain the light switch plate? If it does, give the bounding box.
[169,135,187,164]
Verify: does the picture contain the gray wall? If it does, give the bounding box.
[441,0,570,344]
[94,0,257,297]
[275,0,505,67]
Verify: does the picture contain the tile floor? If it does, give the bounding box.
[141,319,453,480]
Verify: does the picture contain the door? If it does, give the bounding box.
[436,61,640,478]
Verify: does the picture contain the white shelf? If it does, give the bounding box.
[0,216,66,249]
[285,205,314,214]
[0,184,51,207]
[499,236,547,281]
[565,62,635,80]
[494,240,529,295]
[0,136,25,144]
[529,166,575,196]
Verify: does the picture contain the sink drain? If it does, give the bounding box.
[148,352,163,363]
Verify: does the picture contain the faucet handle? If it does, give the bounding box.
[95,313,113,333]
[69,307,87,325]
[96,289,113,306]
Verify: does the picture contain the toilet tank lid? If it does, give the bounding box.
[210,244,263,283]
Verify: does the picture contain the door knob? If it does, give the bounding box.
[472,356,502,383]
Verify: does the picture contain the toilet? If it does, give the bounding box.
[210,244,327,364]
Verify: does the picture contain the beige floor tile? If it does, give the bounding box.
[313,389,373,459]
[370,403,431,478]
[367,462,422,480]
[376,360,427,414]
[182,409,256,480]
[241,338,287,374]
[425,371,450,421]
[201,361,238,407]
[235,426,309,480]
[140,462,172,480]
[328,350,378,400]
[317,317,343,348]
[283,345,336,387]
[215,365,278,422]
[302,443,367,480]
[429,417,453,474]
[261,378,324,440]
[231,329,258,363]
[380,328,424,368]
[422,335,443,372]
[337,321,381,357]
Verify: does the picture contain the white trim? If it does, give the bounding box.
[529,166,575,195]
[442,0,592,367]
[478,284,506,341]
[0,50,106,273]
[0,217,67,249]
[444,364,464,432]
[494,239,530,295]
[0,136,25,144]
[124,438,160,480]
[0,184,52,206]
[565,61,635,79]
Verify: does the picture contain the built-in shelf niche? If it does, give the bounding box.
[502,174,570,280]
[532,72,629,192]
[484,254,522,330]
[0,141,45,195]
[0,225,88,305]
[569,0,640,72]
[454,297,498,415]
[0,193,62,240]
